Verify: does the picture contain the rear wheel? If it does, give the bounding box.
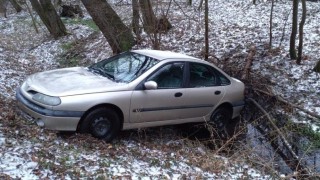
[209,107,233,140]
[79,107,121,142]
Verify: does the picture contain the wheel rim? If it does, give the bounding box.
[91,117,111,137]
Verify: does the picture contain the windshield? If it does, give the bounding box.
[89,52,159,83]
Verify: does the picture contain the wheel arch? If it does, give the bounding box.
[215,102,233,116]
[77,103,124,131]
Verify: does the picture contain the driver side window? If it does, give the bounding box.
[148,62,184,89]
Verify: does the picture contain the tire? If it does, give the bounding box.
[79,107,121,142]
[209,107,233,140]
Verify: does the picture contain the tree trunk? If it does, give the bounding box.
[26,0,39,33]
[198,0,203,11]
[139,0,157,34]
[297,0,306,65]
[81,0,135,54]
[269,0,274,49]
[0,0,8,17]
[187,0,192,6]
[29,0,67,39]
[132,0,141,41]
[204,0,209,60]
[289,0,298,60]
[9,0,22,12]
[313,60,320,73]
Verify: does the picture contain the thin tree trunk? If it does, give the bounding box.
[198,0,203,11]
[26,1,39,33]
[29,0,67,39]
[313,60,320,73]
[204,0,208,60]
[0,0,8,17]
[269,0,274,49]
[81,0,135,54]
[187,0,192,6]
[297,0,306,64]
[132,0,141,41]
[139,0,157,34]
[9,0,22,12]
[289,0,298,60]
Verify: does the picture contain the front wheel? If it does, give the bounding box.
[79,107,121,142]
[209,108,233,140]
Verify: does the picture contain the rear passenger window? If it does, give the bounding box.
[188,63,218,87]
[214,70,231,85]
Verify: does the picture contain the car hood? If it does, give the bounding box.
[25,67,128,96]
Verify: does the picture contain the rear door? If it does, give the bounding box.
[179,62,226,119]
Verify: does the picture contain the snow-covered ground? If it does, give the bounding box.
[1,0,319,179]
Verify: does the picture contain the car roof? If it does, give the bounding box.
[131,49,200,61]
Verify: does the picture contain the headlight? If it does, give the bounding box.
[32,93,61,106]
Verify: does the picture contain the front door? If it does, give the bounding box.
[130,62,186,123]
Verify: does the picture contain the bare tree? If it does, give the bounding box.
[139,0,157,34]
[314,60,320,73]
[9,0,22,12]
[132,0,141,41]
[81,0,135,54]
[29,0,67,39]
[269,0,274,48]
[139,0,161,49]
[204,0,208,60]
[187,0,192,6]
[297,0,306,64]
[198,0,203,11]
[0,0,8,17]
[289,0,298,60]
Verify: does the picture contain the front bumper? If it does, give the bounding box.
[16,88,83,131]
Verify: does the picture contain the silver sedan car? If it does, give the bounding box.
[16,50,245,141]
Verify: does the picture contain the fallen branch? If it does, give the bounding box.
[241,45,256,80]
[253,88,320,120]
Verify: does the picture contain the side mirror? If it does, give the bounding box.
[144,81,158,90]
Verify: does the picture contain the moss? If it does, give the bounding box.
[58,57,80,67]
[287,121,320,149]
[61,42,73,51]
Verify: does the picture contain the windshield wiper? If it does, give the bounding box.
[88,67,115,80]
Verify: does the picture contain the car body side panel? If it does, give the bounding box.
[56,91,133,123]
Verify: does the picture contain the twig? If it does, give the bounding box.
[279,7,292,48]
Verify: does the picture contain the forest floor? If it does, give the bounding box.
[0,0,320,179]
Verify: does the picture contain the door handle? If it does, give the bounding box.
[175,92,183,97]
[214,91,221,95]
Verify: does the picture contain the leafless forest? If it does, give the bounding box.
[0,0,320,179]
